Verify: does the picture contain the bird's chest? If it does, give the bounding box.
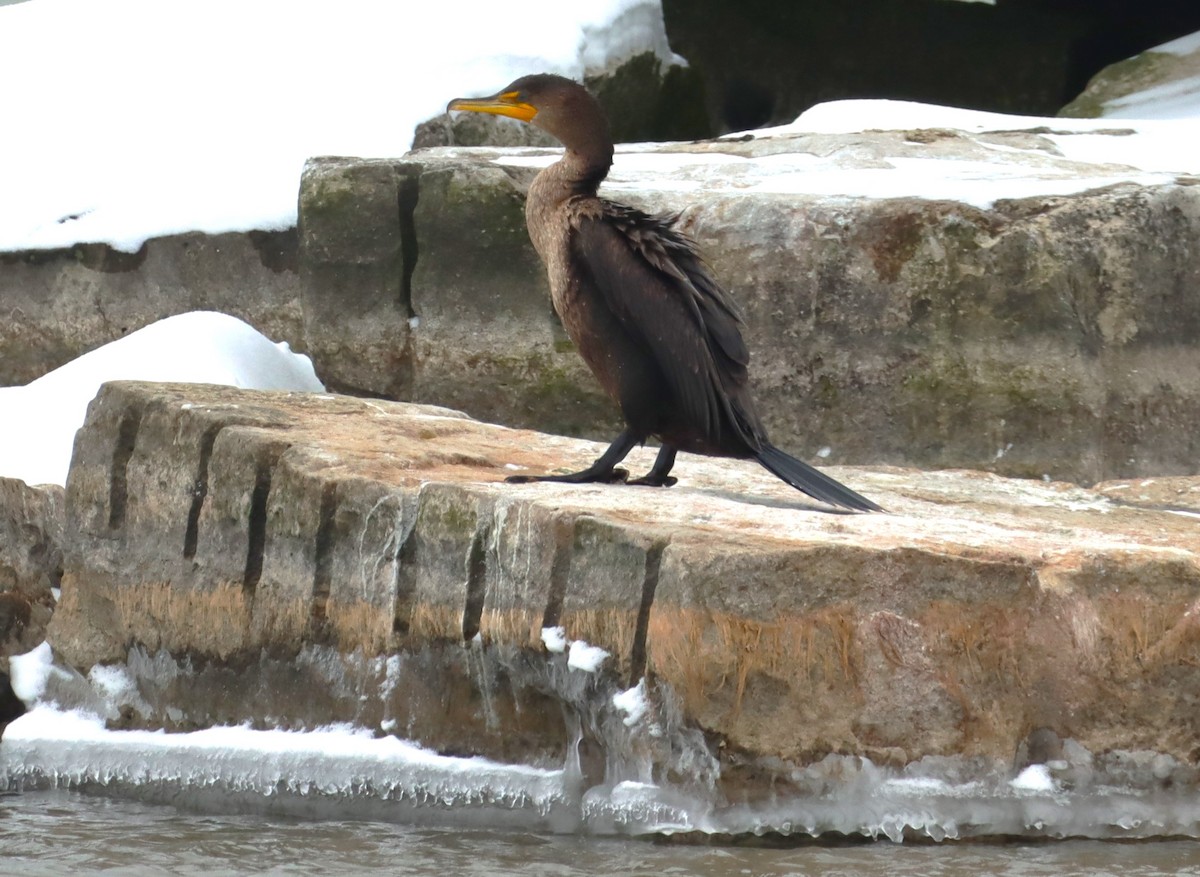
[524,196,625,397]
[525,194,581,323]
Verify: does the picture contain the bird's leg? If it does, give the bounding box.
[506,428,640,484]
[627,445,678,487]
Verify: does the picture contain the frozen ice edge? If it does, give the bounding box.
[6,643,1200,840]
[5,704,1200,840]
[1,706,578,828]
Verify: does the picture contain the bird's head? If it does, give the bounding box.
[447,73,611,157]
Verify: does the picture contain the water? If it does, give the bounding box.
[5,790,1200,877]
[10,645,1200,870]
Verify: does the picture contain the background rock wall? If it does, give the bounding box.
[3,153,1198,484]
[663,0,1200,129]
[295,151,1200,484]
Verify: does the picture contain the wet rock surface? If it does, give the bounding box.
[42,381,1200,807]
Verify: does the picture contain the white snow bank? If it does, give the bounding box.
[0,0,676,253]
[511,93,1197,210]
[0,312,323,487]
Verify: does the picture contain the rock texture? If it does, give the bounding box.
[0,231,301,386]
[46,382,1200,798]
[0,477,64,732]
[297,133,1200,485]
[4,126,1199,483]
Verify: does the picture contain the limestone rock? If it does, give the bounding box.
[321,133,1200,484]
[298,158,414,398]
[4,121,1199,483]
[0,477,64,734]
[1095,476,1200,513]
[0,477,62,651]
[46,382,1200,786]
[0,231,301,387]
[1060,33,1200,118]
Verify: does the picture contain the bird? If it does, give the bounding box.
[446,74,881,513]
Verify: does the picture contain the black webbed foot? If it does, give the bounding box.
[504,429,645,487]
[506,467,629,485]
[625,445,678,487]
[625,473,677,487]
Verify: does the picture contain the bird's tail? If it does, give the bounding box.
[755,442,883,512]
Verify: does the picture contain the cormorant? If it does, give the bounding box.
[447,74,881,512]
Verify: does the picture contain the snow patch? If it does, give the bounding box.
[541,626,568,654]
[612,679,649,726]
[1011,764,1057,793]
[0,311,323,487]
[7,642,59,704]
[567,641,610,673]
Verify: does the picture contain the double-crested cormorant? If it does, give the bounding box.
[447,74,881,512]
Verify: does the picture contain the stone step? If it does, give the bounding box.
[5,133,1199,483]
[46,381,1200,774]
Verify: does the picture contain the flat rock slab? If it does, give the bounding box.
[299,124,1200,483]
[46,380,1200,781]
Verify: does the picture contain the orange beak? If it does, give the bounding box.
[446,89,537,123]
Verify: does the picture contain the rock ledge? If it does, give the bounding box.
[44,381,1200,790]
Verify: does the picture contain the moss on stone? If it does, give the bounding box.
[417,492,477,542]
[1059,51,1176,118]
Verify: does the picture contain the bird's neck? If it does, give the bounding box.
[554,145,613,198]
[525,146,611,269]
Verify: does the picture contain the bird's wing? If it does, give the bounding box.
[602,201,749,373]
[571,203,756,447]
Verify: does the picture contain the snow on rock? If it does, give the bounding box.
[1062,29,1200,121]
[0,312,323,487]
[567,641,610,673]
[0,0,675,253]
[1098,31,1200,121]
[485,92,1200,213]
[541,627,569,654]
[1011,764,1057,793]
[7,642,60,704]
[612,679,649,727]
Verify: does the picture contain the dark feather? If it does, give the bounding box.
[756,442,884,512]
[571,204,758,452]
[451,73,880,511]
[597,201,749,373]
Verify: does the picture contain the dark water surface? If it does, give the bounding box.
[5,791,1200,877]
